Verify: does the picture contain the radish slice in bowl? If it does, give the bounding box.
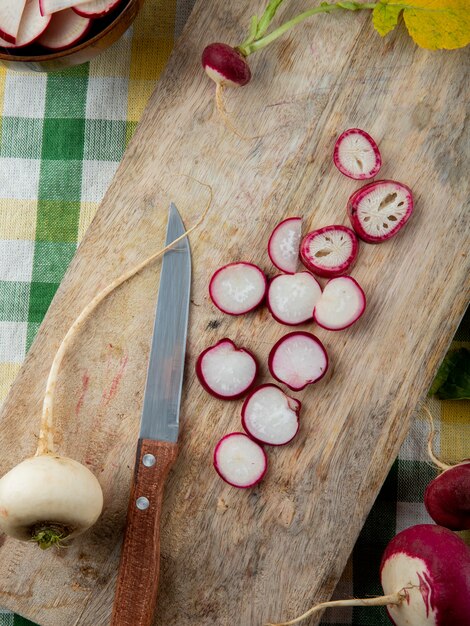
[37,9,90,50]
[0,0,51,48]
[196,338,257,400]
[347,180,414,244]
[73,0,122,17]
[333,128,382,180]
[300,225,358,278]
[214,432,267,488]
[267,272,322,326]
[313,276,366,331]
[268,217,302,274]
[209,262,267,315]
[242,384,301,446]
[268,332,328,391]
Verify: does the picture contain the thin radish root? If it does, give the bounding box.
[422,405,452,472]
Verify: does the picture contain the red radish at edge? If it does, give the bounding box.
[333,128,382,180]
[267,272,322,326]
[424,461,470,531]
[202,43,251,88]
[268,217,302,274]
[73,0,121,18]
[242,384,301,446]
[313,276,366,331]
[196,338,258,400]
[0,0,50,48]
[347,180,414,244]
[300,225,358,278]
[209,262,267,316]
[37,9,90,49]
[0,0,28,43]
[268,332,328,391]
[214,432,267,488]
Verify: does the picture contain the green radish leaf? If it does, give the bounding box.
[429,348,470,400]
[373,3,402,35]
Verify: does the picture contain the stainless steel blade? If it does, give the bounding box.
[140,203,191,442]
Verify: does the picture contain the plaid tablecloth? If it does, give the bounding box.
[0,1,468,625]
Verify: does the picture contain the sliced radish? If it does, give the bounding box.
[267,272,322,326]
[268,217,302,274]
[209,262,267,316]
[40,0,92,15]
[196,338,257,400]
[0,0,50,48]
[214,433,267,488]
[241,384,301,446]
[73,0,121,17]
[268,332,328,391]
[313,276,365,331]
[37,9,90,49]
[333,128,382,180]
[0,0,28,43]
[300,225,358,278]
[347,179,414,244]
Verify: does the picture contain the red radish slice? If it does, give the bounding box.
[268,217,302,274]
[241,384,301,446]
[300,225,358,278]
[0,0,28,43]
[209,262,267,316]
[268,332,328,391]
[73,0,121,17]
[0,0,50,48]
[313,276,365,331]
[424,460,470,531]
[333,128,382,180]
[196,338,257,400]
[40,0,92,15]
[267,272,322,326]
[347,180,414,244]
[202,43,251,88]
[37,9,90,49]
[214,432,267,488]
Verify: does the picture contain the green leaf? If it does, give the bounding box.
[373,3,402,36]
[430,348,470,400]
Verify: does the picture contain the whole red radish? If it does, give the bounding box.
[202,43,251,88]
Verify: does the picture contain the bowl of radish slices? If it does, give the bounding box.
[0,0,144,71]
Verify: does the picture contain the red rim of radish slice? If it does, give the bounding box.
[424,460,470,531]
[300,225,358,278]
[202,43,251,88]
[73,0,122,18]
[313,276,366,331]
[267,217,302,274]
[333,128,382,180]
[267,271,322,326]
[268,331,328,391]
[37,9,91,50]
[213,432,267,488]
[0,0,28,43]
[347,179,414,244]
[196,338,258,400]
[0,0,51,48]
[241,384,301,446]
[209,262,267,316]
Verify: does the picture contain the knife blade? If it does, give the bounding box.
[110,203,191,626]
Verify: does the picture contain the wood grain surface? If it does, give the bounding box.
[0,1,469,625]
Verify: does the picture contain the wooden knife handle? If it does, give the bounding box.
[110,438,178,626]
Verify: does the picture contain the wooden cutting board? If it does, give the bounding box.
[0,2,468,625]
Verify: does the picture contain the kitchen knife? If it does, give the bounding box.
[110,203,191,626]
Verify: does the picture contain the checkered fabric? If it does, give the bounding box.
[0,1,468,624]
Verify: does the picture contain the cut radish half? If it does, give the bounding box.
[196,338,258,400]
[268,332,328,391]
[0,0,50,48]
[347,180,414,244]
[40,0,92,15]
[333,128,382,180]
[0,0,28,43]
[214,432,267,488]
[268,217,302,274]
[313,276,366,331]
[300,225,358,278]
[73,0,121,17]
[241,384,301,446]
[209,262,267,316]
[267,272,322,326]
[37,8,90,49]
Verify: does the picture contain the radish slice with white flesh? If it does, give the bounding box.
[268,217,302,274]
[209,262,267,316]
[214,432,267,488]
[73,0,121,17]
[333,128,382,180]
[268,332,328,391]
[267,272,322,326]
[40,0,93,15]
[0,0,50,48]
[0,0,28,43]
[300,225,358,278]
[196,338,257,400]
[313,276,365,331]
[347,179,414,244]
[241,384,301,446]
[37,9,90,49]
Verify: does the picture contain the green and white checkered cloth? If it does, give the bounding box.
[0,1,468,624]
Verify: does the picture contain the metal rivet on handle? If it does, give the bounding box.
[136,496,150,510]
[142,453,156,467]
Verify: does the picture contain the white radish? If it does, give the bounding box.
[333,128,382,180]
[0,0,50,48]
[241,384,300,446]
[196,338,258,400]
[313,276,366,331]
[300,225,358,278]
[209,262,267,315]
[37,8,90,50]
[40,0,93,15]
[268,332,328,391]
[0,0,28,43]
[268,217,302,274]
[73,0,121,17]
[267,272,322,326]
[214,432,267,488]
